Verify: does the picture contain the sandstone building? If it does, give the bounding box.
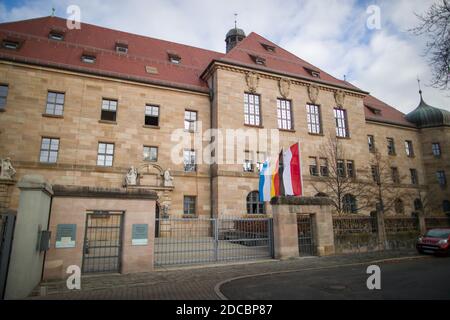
[0,16,449,219]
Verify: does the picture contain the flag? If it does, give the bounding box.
[270,153,281,198]
[259,161,271,202]
[282,143,303,196]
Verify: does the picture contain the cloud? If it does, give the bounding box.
[1,0,448,112]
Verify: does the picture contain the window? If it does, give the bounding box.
[145,105,159,126]
[183,196,196,215]
[405,140,414,157]
[243,151,255,173]
[372,165,380,184]
[346,161,355,178]
[115,42,128,54]
[49,32,64,41]
[387,138,396,155]
[306,104,322,134]
[0,85,8,110]
[337,160,346,178]
[432,143,441,157]
[368,135,375,152]
[261,43,276,52]
[343,194,357,214]
[334,108,349,138]
[304,67,320,78]
[2,40,19,50]
[168,52,181,64]
[249,54,266,65]
[101,99,117,122]
[414,199,423,211]
[184,110,197,132]
[277,99,292,130]
[443,200,450,213]
[81,54,96,64]
[244,93,261,126]
[394,199,405,215]
[391,167,400,184]
[247,191,265,215]
[143,146,158,162]
[39,137,59,163]
[183,149,196,172]
[437,171,447,186]
[320,158,329,177]
[309,157,318,176]
[410,169,418,185]
[97,142,114,167]
[45,91,65,116]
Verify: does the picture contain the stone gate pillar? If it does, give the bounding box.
[271,196,335,259]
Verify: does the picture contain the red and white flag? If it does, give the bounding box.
[282,143,303,196]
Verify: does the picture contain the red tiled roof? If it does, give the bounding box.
[363,94,416,128]
[0,16,414,127]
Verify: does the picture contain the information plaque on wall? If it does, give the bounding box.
[132,224,148,246]
[55,224,76,248]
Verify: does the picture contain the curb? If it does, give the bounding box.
[214,255,430,300]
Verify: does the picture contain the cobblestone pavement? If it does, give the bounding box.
[30,250,425,300]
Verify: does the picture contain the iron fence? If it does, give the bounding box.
[384,216,420,250]
[332,216,379,253]
[424,217,450,229]
[154,216,273,267]
[297,215,316,256]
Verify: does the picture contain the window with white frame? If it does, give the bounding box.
[244,93,261,126]
[97,142,114,167]
[45,91,65,116]
[277,98,292,130]
[184,110,197,132]
[39,137,59,163]
[143,146,158,162]
[405,140,414,157]
[306,104,322,134]
[183,196,196,215]
[334,108,349,138]
[183,149,196,172]
[101,99,117,122]
[145,105,159,126]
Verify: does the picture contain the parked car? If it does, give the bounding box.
[416,228,450,256]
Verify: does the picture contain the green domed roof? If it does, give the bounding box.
[226,28,246,38]
[405,92,450,128]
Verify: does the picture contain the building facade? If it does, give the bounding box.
[0,16,449,219]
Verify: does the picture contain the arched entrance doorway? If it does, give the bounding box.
[155,203,160,238]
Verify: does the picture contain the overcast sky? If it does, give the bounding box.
[1,0,449,112]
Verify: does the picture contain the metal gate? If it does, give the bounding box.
[297,214,316,256]
[154,217,273,267]
[0,212,16,299]
[82,211,124,274]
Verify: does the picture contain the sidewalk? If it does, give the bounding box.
[30,250,425,300]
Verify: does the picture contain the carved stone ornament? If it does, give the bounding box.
[245,72,259,93]
[163,169,174,187]
[307,85,320,104]
[0,158,16,180]
[334,90,346,108]
[278,78,291,98]
[124,166,139,186]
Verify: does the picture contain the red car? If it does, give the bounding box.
[416,228,450,256]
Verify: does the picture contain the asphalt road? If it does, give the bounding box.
[220,257,450,300]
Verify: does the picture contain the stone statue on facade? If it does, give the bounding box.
[163,169,174,187]
[125,166,138,186]
[0,158,16,180]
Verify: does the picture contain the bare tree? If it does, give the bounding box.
[414,185,444,216]
[368,149,413,215]
[410,0,450,89]
[312,135,372,215]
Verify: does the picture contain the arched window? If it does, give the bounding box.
[343,194,357,214]
[443,200,450,213]
[247,191,265,215]
[394,199,404,215]
[414,199,423,211]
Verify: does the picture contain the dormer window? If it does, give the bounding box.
[304,67,320,78]
[168,51,181,64]
[81,52,96,64]
[115,40,128,54]
[249,54,266,66]
[367,106,382,115]
[261,43,275,52]
[2,39,20,50]
[49,31,64,41]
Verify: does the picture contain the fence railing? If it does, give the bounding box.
[424,217,450,229]
[332,216,379,253]
[384,217,419,234]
